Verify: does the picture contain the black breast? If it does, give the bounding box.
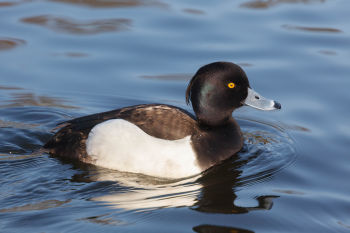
[44,104,198,161]
[191,118,243,170]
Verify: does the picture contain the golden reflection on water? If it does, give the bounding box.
[241,0,326,9]
[21,15,131,35]
[50,0,168,8]
[0,38,25,51]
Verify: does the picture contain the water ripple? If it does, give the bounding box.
[282,24,342,33]
[0,38,25,51]
[21,15,132,35]
[50,0,168,9]
[241,0,326,9]
[235,118,297,187]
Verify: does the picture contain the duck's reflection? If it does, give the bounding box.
[70,154,278,214]
[193,157,278,214]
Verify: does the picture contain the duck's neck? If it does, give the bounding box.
[192,117,243,171]
[196,108,234,127]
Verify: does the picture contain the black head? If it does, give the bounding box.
[186,62,250,126]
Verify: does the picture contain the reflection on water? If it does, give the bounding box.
[78,214,126,226]
[0,119,39,130]
[86,168,200,209]
[318,50,337,56]
[282,24,342,33]
[0,2,15,7]
[338,221,350,230]
[84,163,277,214]
[21,15,131,35]
[182,8,205,15]
[77,119,294,216]
[241,0,325,9]
[0,87,77,156]
[279,122,310,133]
[50,0,168,9]
[1,92,78,109]
[194,159,278,214]
[273,189,304,195]
[193,224,254,233]
[0,0,28,7]
[52,52,89,58]
[0,38,25,51]
[0,85,23,90]
[140,73,191,81]
[0,200,70,213]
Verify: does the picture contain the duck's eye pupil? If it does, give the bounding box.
[255,96,260,100]
[228,82,235,88]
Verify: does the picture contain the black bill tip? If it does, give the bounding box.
[273,101,281,110]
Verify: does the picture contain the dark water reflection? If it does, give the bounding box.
[282,24,342,33]
[193,224,254,233]
[193,160,279,214]
[1,0,350,232]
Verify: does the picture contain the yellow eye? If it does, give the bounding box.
[227,82,235,88]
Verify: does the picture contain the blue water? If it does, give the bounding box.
[1,0,350,232]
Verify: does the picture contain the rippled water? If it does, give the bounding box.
[1,0,350,232]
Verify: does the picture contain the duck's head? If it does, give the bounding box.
[186,62,281,126]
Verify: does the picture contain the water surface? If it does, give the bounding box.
[1,0,350,232]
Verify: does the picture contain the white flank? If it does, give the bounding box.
[86,119,201,179]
